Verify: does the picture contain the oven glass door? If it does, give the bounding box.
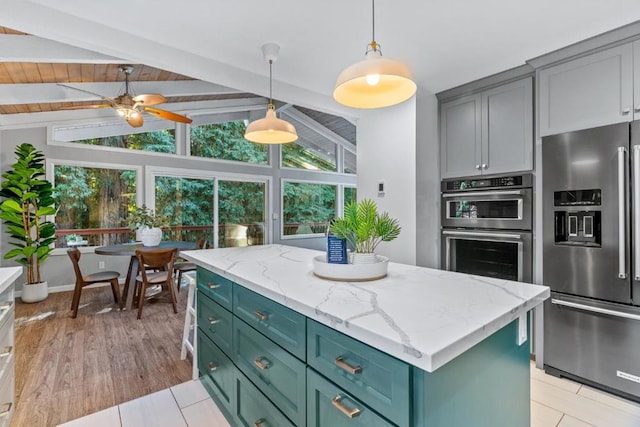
[441,188,532,230]
[442,230,532,282]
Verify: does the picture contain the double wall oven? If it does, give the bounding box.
[441,174,533,283]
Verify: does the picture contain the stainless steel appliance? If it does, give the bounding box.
[441,174,533,282]
[543,122,640,402]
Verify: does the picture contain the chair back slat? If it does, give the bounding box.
[67,248,83,283]
[136,248,177,283]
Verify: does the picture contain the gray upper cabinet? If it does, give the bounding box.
[634,41,640,117]
[440,77,533,178]
[539,43,634,136]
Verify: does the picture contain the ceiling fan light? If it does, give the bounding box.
[334,49,417,109]
[244,105,298,144]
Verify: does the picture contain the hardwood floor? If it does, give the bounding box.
[12,283,192,427]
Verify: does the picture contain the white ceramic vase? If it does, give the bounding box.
[21,281,48,303]
[140,226,162,247]
[349,252,379,264]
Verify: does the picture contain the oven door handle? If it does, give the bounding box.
[442,190,527,198]
[442,230,524,240]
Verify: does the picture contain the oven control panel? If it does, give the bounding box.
[442,174,532,192]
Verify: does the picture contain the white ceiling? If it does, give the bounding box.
[1,0,640,116]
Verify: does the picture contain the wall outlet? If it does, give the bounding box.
[98,261,105,269]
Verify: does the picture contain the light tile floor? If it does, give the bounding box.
[59,362,640,427]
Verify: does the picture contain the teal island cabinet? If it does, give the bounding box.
[182,245,549,427]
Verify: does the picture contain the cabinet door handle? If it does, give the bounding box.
[207,316,220,325]
[0,302,12,312]
[475,164,481,170]
[482,163,488,169]
[253,357,271,370]
[635,105,640,112]
[0,402,11,417]
[253,310,268,321]
[208,361,217,372]
[332,395,361,418]
[0,346,12,358]
[623,108,632,115]
[254,418,264,427]
[207,282,219,289]
[335,356,362,374]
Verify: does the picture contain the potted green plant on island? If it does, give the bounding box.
[128,205,167,246]
[329,198,401,264]
[0,144,56,303]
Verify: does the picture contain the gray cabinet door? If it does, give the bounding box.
[440,94,482,178]
[539,43,633,136]
[482,77,533,175]
[634,40,640,120]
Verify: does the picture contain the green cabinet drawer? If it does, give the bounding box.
[307,320,410,427]
[233,318,306,426]
[198,331,234,415]
[307,368,394,427]
[234,370,296,427]
[197,267,233,311]
[233,284,306,360]
[198,291,232,356]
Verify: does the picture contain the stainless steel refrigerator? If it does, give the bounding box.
[543,121,640,402]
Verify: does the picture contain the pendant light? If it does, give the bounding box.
[244,43,298,144]
[333,0,417,109]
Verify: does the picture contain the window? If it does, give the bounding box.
[218,180,266,247]
[53,163,138,247]
[344,149,357,174]
[154,176,215,244]
[190,122,268,164]
[344,187,357,206]
[69,129,176,153]
[282,141,337,171]
[282,181,336,236]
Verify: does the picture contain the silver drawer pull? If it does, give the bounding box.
[253,357,271,370]
[208,361,217,372]
[0,302,12,312]
[335,356,362,374]
[207,316,220,325]
[0,346,12,358]
[0,402,11,417]
[332,395,361,418]
[207,282,219,289]
[254,418,264,427]
[253,310,268,321]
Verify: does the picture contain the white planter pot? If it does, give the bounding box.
[349,252,379,264]
[140,227,162,247]
[21,281,48,303]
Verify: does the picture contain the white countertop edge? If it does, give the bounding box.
[0,267,22,294]
[182,253,549,372]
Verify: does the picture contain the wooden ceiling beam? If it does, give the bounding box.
[0,80,241,104]
[0,34,126,63]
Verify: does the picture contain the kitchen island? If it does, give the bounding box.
[182,244,549,427]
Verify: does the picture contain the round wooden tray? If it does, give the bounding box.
[312,255,389,282]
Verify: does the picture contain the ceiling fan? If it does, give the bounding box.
[58,65,193,128]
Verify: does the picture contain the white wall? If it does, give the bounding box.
[356,98,417,265]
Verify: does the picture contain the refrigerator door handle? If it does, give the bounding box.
[634,146,640,281]
[551,298,640,321]
[618,147,628,279]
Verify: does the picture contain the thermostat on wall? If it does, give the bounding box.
[378,181,385,197]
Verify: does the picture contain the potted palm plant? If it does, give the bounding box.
[329,198,401,264]
[0,144,56,302]
[128,205,167,246]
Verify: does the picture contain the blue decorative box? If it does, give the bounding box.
[326,232,347,264]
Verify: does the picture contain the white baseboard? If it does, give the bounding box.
[14,279,126,298]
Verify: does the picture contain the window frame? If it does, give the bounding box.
[280,178,339,240]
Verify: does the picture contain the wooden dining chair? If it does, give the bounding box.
[174,239,208,292]
[134,248,178,320]
[67,247,121,318]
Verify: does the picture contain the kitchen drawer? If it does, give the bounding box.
[307,320,410,427]
[307,368,394,427]
[197,291,232,356]
[233,284,305,360]
[0,300,13,334]
[234,370,296,427]
[197,267,233,311]
[0,363,14,427]
[198,331,234,415]
[0,313,13,383]
[233,318,306,427]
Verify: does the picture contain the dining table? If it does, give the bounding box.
[95,241,198,311]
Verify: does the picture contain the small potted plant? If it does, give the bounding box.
[128,205,167,246]
[329,198,401,264]
[0,144,56,302]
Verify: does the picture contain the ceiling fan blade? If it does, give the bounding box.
[144,107,192,124]
[57,83,118,107]
[61,104,113,110]
[126,114,144,128]
[132,93,167,106]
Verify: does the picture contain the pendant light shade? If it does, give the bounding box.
[244,43,298,144]
[334,1,416,109]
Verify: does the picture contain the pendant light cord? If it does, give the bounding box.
[372,0,375,43]
[268,59,273,106]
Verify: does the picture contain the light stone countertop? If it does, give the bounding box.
[0,267,21,295]
[182,244,549,372]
